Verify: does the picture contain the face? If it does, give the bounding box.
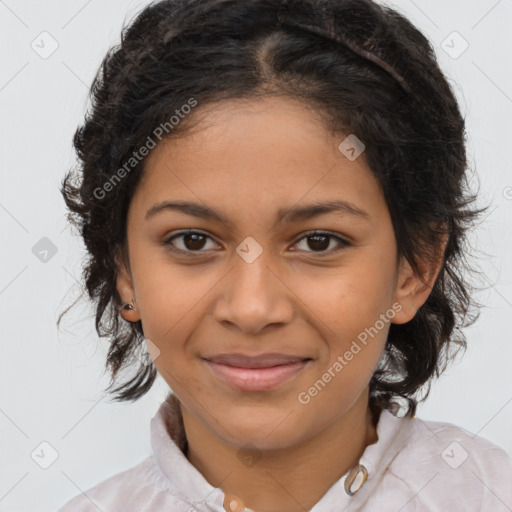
[116,96,431,450]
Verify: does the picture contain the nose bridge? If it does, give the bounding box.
[213,238,293,333]
[234,242,273,293]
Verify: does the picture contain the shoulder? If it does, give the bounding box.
[57,456,185,512]
[386,414,512,511]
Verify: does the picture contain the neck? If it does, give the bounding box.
[181,390,380,512]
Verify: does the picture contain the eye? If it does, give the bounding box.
[162,229,351,256]
[163,230,220,254]
[292,230,351,255]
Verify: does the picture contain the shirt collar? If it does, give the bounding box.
[150,393,415,512]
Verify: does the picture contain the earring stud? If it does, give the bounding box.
[121,298,136,311]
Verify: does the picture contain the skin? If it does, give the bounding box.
[116,96,446,512]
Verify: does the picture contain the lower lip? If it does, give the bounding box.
[204,360,310,392]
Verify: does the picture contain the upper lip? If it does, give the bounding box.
[204,353,311,369]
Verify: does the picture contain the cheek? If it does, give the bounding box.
[133,262,236,383]
[294,260,394,337]
[132,250,209,332]
[295,259,393,376]
[300,275,392,412]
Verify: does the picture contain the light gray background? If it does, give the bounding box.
[1,1,511,511]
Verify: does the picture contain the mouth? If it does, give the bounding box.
[202,353,313,392]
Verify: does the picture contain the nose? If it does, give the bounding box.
[213,250,294,335]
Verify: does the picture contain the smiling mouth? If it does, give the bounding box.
[203,358,312,392]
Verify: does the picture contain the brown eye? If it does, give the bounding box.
[293,231,351,255]
[182,233,207,250]
[306,234,330,251]
[163,230,219,253]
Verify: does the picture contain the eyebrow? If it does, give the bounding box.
[145,199,370,227]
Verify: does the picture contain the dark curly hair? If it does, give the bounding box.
[58,0,488,418]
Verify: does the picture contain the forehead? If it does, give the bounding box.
[132,96,387,225]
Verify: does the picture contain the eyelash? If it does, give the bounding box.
[162,229,351,256]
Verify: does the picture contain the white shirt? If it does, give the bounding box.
[57,393,512,511]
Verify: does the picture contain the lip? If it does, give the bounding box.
[204,353,310,368]
[203,353,312,392]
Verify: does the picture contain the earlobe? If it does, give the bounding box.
[120,298,140,322]
[114,249,141,323]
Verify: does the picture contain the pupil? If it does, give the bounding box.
[308,235,329,251]
[185,233,206,250]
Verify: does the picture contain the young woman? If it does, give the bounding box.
[57,0,512,510]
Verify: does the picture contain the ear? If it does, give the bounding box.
[115,246,141,323]
[391,233,449,325]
